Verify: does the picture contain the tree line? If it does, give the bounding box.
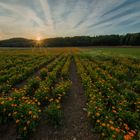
[0,33,140,47]
[43,33,140,47]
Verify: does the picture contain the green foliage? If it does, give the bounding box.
[25,77,40,96]
[75,55,140,139]
[40,68,48,80]
[44,102,62,127]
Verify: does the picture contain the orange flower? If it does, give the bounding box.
[124,134,132,140]
[16,119,20,124]
[33,115,37,119]
[109,120,114,124]
[128,132,134,137]
[131,130,136,135]
[57,106,61,109]
[125,126,130,131]
[95,112,100,116]
[115,128,120,133]
[101,123,106,127]
[110,126,115,131]
[28,111,32,115]
[107,124,110,127]
[112,135,116,139]
[96,120,100,123]
[112,110,117,113]
[56,99,60,103]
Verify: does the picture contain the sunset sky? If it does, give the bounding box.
[0,0,140,40]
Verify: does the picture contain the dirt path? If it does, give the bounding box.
[31,57,99,140]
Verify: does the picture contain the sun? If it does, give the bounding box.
[36,37,41,41]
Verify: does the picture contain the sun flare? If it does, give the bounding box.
[36,37,41,41]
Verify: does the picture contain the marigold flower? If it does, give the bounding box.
[107,124,110,127]
[124,134,132,140]
[128,132,134,137]
[96,120,100,123]
[112,135,116,139]
[95,112,100,116]
[109,120,114,124]
[110,126,115,131]
[33,115,37,119]
[56,99,60,103]
[131,130,136,135]
[57,106,61,109]
[28,111,32,115]
[115,128,120,133]
[112,110,117,113]
[101,123,106,127]
[16,119,20,124]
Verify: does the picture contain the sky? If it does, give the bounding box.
[0,0,140,40]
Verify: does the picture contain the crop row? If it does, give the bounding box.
[0,54,72,139]
[75,55,140,140]
[86,56,140,91]
[0,54,61,94]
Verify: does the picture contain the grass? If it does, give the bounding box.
[0,47,140,58]
[81,47,140,58]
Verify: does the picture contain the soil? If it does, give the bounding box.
[0,123,17,140]
[0,57,99,140]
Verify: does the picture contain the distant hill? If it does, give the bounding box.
[0,33,140,47]
[0,38,35,47]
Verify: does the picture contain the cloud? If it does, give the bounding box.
[0,0,140,39]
